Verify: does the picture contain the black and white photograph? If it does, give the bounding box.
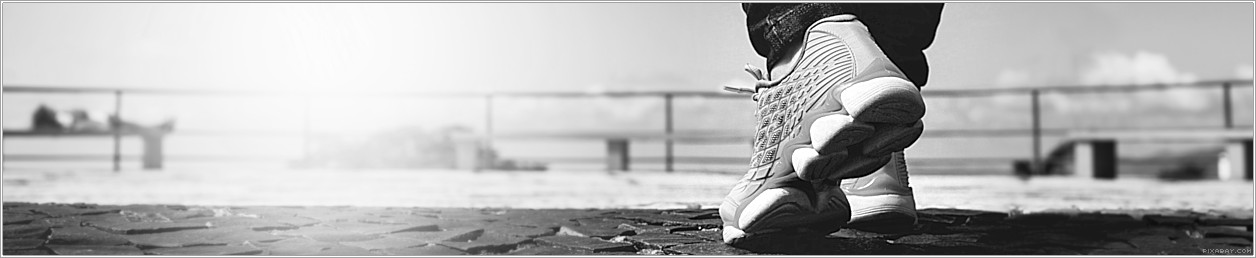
[1,1,1253,256]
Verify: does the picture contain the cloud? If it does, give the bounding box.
[1236,64,1254,80]
[1078,51,1199,86]
[1049,51,1211,113]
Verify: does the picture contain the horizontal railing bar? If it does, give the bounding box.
[3,154,295,162]
[1,85,746,98]
[921,79,1254,97]
[5,79,1251,98]
[7,127,1246,142]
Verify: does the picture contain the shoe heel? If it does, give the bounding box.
[842,77,924,124]
[847,194,917,233]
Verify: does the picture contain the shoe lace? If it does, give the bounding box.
[722,64,785,101]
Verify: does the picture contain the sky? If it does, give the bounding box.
[4,2,1252,92]
[2,2,1254,170]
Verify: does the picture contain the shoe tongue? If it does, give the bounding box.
[768,41,804,80]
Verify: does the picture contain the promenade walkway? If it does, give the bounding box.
[2,202,1252,255]
[1,168,1252,255]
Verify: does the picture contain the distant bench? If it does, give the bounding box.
[1065,128,1253,180]
[3,129,169,170]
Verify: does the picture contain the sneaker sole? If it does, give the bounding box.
[799,121,920,182]
[722,184,850,244]
[857,121,924,157]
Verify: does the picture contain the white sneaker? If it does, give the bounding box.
[719,14,925,246]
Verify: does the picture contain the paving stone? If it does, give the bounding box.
[116,205,216,220]
[507,245,592,255]
[35,216,86,228]
[504,218,578,229]
[432,209,506,222]
[1192,237,1252,247]
[485,224,555,238]
[390,227,484,243]
[662,209,720,220]
[919,208,1007,218]
[617,223,673,234]
[535,235,636,253]
[2,238,44,250]
[624,232,706,249]
[1100,241,1136,249]
[667,242,752,255]
[434,219,496,230]
[84,215,209,234]
[1199,218,1255,227]
[917,213,962,225]
[2,249,51,255]
[1088,248,1205,255]
[1198,226,1254,240]
[146,244,264,255]
[1128,235,1181,248]
[47,245,145,255]
[285,208,361,222]
[577,218,637,228]
[386,244,468,255]
[558,225,635,239]
[47,227,130,245]
[316,244,379,255]
[230,206,301,218]
[3,213,46,225]
[830,228,912,240]
[341,236,427,250]
[324,221,440,235]
[616,213,721,228]
[3,224,49,239]
[29,205,118,218]
[891,233,983,246]
[993,231,1108,250]
[439,234,529,253]
[124,227,285,248]
[265,215,321,227]
[1144,215,1199,226]
[1107,226,1194,245]
[181,216,299,231]
[358,216,441,225]
[1119,237,1205,255]
[1069,213,1142,227]
[2,202,38,209]
[1003,213,1071,226]
[274,226,381,242]
[259,237,339,255]
[675,229,722,241]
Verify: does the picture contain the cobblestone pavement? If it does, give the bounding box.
[2,202,1252,255]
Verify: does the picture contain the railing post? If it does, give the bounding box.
[1222,82,1233,128]
[112,90,123,172]
[484,94,494,170]
[1030,89,1042,173]
[664,93,674,172]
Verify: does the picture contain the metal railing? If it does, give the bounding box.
[3,79,1252,172]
